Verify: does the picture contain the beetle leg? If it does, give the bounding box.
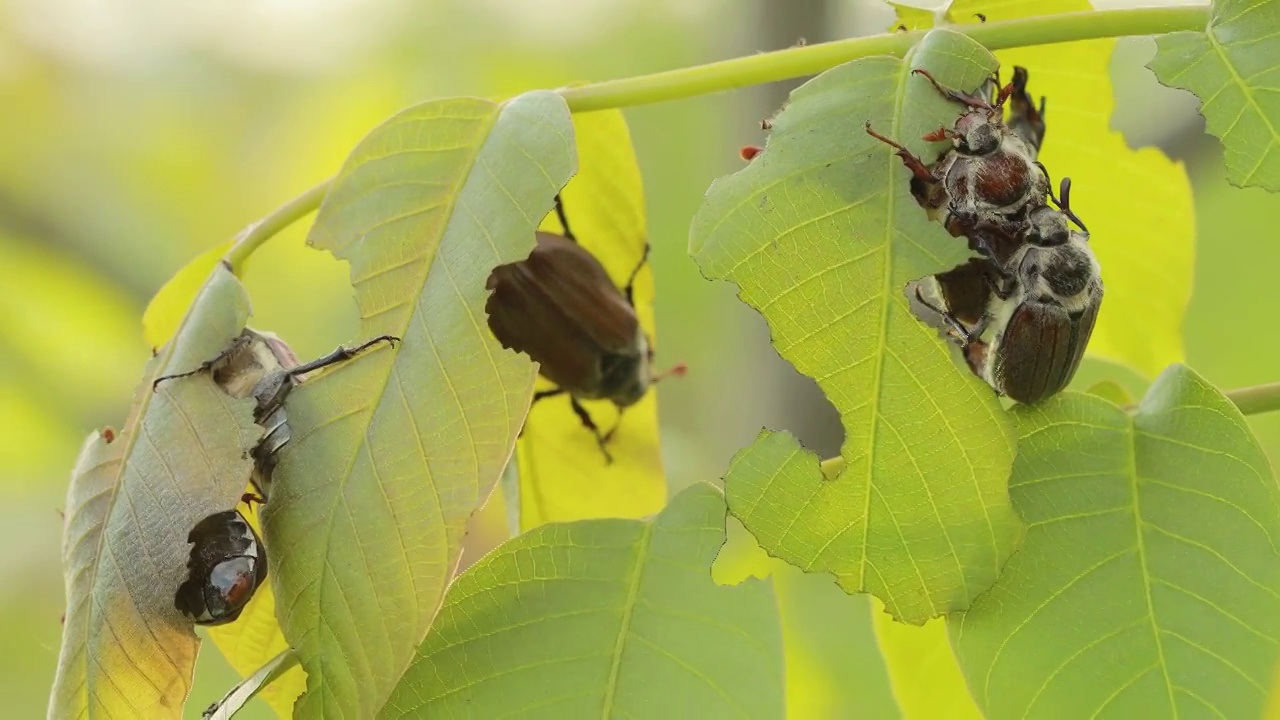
[911,68,993,110]
[152,341,242,391]
[921,126,960,143]
[285,335,399,380]
[622,243,651,308]
[913,286,973,343]
[553,193,576,242]
[865,122,936,182]
[982,265,1017,300]
[569,397,614,464]
[240,492,267,508]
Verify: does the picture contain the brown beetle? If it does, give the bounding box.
[865,67,1050,263]
[907,179,1102,405]
[484,195,685,463]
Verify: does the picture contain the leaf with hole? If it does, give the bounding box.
[1149,0,1280,192]
[689,28,1021,623]
[261,90,576,717]
[951,366,1280,719]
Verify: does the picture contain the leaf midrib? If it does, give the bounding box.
[302,102,503,715]
[61,267,233,713]
[600,523,654,719]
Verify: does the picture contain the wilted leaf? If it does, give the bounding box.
[951,366,1280,719]
[143,240,233,350]
[510,108,669,531]
[380,483,786,719]
[50,264,264,718]
[204,499,304,718]
[1150,0,1280,192]
[940,0,1196,377]
[873,609,981,719]
[263,90,576,717]
[689,29,1021,624]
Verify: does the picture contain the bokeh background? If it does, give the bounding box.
[2,0,1268,716]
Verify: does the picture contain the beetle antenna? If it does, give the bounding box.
[622,243,651,307]
[1047,176,1089,234]
[651,362,688,384]
[553,193,576,243]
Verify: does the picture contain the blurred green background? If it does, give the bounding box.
[3,0,1271,716]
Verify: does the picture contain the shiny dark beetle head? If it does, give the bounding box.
[174,509,267,625]
[484,195,685,462]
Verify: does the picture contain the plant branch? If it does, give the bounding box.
[1225,382,1280,417]
[559,6,1210,112]
[222,6,1210,266]
[223,179,333,275]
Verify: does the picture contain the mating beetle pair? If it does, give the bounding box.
[155,328,397,625]
[867,66,1103,405]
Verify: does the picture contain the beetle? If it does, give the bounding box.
[174,506,267,625]
[484,194,685,463]
[906,185,1102,404]
[864,67,1050,258]
[154,330,398,495]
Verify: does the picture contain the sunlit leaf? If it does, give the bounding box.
[143,240,234,350]
[204,499,304,718]
[1150,0,1280,192]
[689,29,1021,624]
[50,264,264,718]
[380,483,786,719]
[202,650,299,720]
[951,366,1280,719]
[263,90,576,717]
[940,0,1195,377]
[873,608,981,719]
[510,108,669,531]
[885,1,943,31]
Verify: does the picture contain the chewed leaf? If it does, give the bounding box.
[951,367,1280,719]
[143,240,233,350]
[942,0,1195,377]
[50,264,263,718]
[510,108,668,531]
[264,91,575,717]
[380,483,785,719]
[204,499,304,717]
[690,29,1021,624]
[1150,0,1280,192]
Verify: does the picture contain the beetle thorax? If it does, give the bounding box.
[1015,235,1101,313]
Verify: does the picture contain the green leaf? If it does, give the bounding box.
[689,28,1021,624]
[379,483,785,719]
[951,366,1280,719]
[1149,0,1280,192]
[263,91,576,717]
[50,264,263,718]
[142,240,233,351]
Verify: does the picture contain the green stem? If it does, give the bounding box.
[1226,382,1280,417]
[225,6,1209,265]
[560,6,1209,112]
[223,178,333,274]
